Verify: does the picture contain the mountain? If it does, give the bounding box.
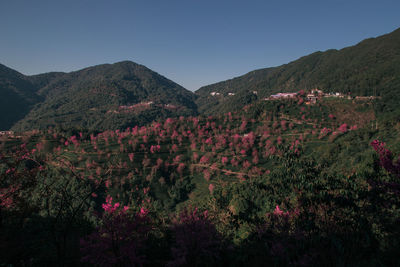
[195,27,400,119]
[0,64,43,130]
[2,61,197,131]
[3,28,400,131]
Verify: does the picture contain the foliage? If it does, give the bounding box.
[0,93,399,266]
[80,196,150,267]
[1,61,197,131]
[195,27,400,118]
[168,207,221,266]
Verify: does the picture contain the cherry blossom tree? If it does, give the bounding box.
[80,196,150,266]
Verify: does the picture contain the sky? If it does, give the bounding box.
[1,0,399,91]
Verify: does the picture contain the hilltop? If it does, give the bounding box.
[0,61,197,131]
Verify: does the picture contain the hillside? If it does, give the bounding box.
[0,64,43,130]
[1,95,399,266]
[3,61,197,131]
[195,27,400,118]
[3,28,400,131]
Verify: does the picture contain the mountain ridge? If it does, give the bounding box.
[0,61,197,131]
[2,27,400,130]
[195,27,400,116]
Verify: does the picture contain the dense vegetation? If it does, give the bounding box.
[0,64,44,130]
[195,27,400,117]
[2,28,400,131]
[1,28,400,266]
[1,95,399,266]
[0,61,197,131]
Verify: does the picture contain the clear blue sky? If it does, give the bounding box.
[1,0,399,91]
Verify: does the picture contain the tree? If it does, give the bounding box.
[80,196,150,267]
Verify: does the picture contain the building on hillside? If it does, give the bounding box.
[210,92,221,96]
[335,92,344,97]
[119,105,132,109]
[268,92,297,99]
[164,104,177,109]
[228,92,235,96]
[306,94,317,104]
[0,131,14,136]
[311,88,324,95]
[355,96,381,101]
[324,92,343,98]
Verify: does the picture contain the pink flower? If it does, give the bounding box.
[171,144,178,153]
[190,142,197,150]
[242,160,251,169]
[273,205,284,215]
[231,158,239,166]
[203,169,211,181]
[177,163,185,174]
[140,207,148,216]
[205,137,213,145]
[102,195,121,214]
[193,152,199,162]
[273,205,292,217]
[277,136,283,145]
[338,123,348,133]
[371,140,400,178]
[6,168,15,175]
[199,155,209,164]
[240,120,247,131]
[208,184,215,194]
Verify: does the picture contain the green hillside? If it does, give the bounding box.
[2,28,400,131]
[195,27,400,118]
[0,64,43,130]
[3,61,197,131]
[1,95,399,266]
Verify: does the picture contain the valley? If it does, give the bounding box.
[1,28,400,266]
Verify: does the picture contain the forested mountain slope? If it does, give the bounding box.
[0,64,42,130]
[196,27,400,117]
[0,61,197,131]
